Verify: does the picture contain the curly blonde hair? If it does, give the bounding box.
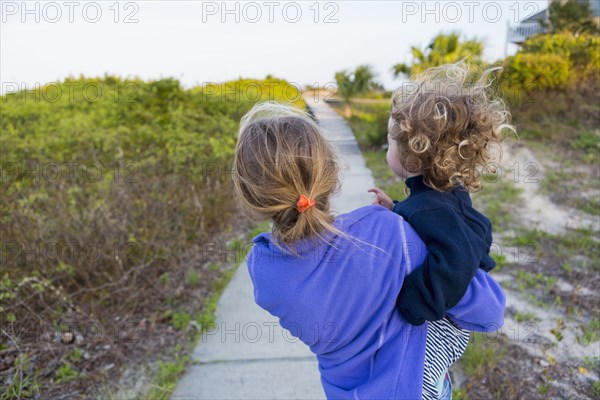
[389,62,515,192]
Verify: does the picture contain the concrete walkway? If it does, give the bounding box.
[171,95,376,399]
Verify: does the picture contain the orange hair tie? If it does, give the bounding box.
[296,195,316,213]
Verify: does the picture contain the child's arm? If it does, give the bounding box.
[395,207,489,326]
[461,189,496,272]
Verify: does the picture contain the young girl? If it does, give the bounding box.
[233,101,505,399]
[370,63,514,399]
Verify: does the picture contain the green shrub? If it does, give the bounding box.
[502,53,571,98]
[501,33,600,103]
[0,76,304,395]
[342,102,390,147]
[522,32,600,82]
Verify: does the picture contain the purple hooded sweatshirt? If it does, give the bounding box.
[247,205,505,399]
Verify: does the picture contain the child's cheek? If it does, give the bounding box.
[387,145,407,178]
[386,147,393,169]
[386,149,398,175]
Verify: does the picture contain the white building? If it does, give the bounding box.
[507,0,600,47]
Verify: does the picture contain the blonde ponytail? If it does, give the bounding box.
[233,102,342,248]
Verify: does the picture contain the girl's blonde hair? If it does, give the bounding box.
[390,62,515,192]
[233,102,341,246]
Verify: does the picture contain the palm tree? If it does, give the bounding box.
[393,33,484,78]
[335,65,376,117]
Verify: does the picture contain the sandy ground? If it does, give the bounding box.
[456,139,600,399]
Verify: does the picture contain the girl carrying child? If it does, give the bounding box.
[234,63,510,399]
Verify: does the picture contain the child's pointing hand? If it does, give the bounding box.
[368,188,394,210]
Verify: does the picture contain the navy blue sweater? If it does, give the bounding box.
[393,175,496,326]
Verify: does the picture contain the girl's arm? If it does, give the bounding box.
[446,269,506,332]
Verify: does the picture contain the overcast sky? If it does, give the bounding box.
[1,0,549,93]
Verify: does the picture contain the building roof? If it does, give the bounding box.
[522,9,548,23]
